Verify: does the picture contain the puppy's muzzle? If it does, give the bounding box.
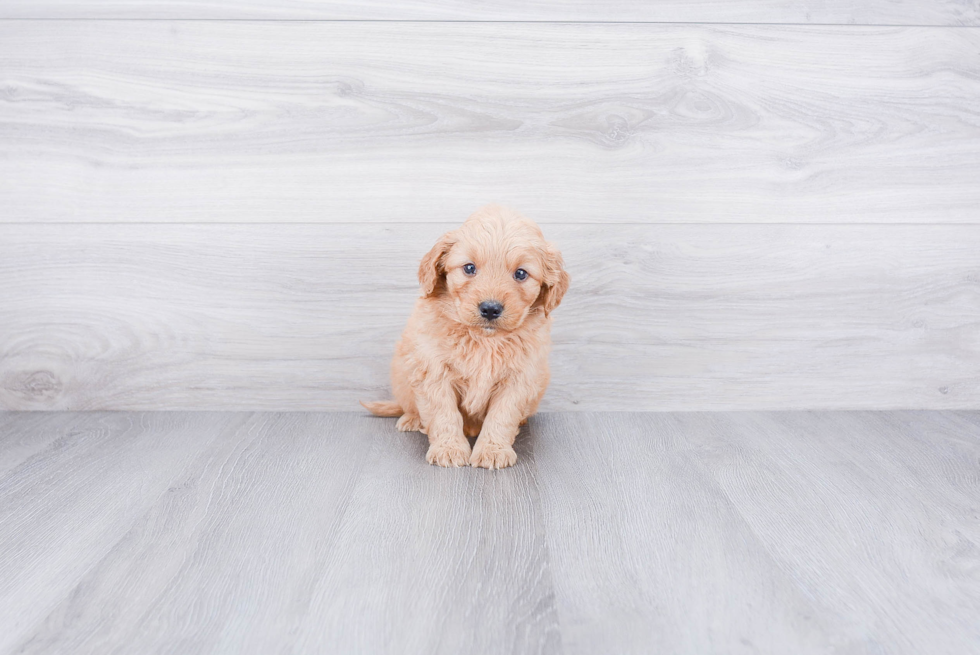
[479,300,504,321]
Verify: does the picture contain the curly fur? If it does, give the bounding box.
[361,205,569,469]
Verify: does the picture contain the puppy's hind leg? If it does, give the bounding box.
[361,398,423,433]
[390,345,425,433]
[396,412,424,433]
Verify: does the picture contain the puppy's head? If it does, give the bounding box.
[419,205,569,333]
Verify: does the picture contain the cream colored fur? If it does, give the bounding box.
[361,205,569,469]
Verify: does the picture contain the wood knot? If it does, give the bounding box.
[13,370,64,403]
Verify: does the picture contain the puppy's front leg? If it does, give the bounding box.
[470,380,528,470]
[416,374,471,468]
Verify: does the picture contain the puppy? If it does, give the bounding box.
[361,205,569,469]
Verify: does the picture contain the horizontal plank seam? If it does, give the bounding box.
[0,19,979,28]
[2,222,978,227]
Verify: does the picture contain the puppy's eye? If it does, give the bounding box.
[462,263,477,276]
[514,268,528,281]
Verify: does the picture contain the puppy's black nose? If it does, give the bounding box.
[479,301,504,320]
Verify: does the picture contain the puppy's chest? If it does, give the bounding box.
[447,336,523,413]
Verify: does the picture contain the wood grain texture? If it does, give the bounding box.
[532,411,980,654]
[1,223,977,412]
[0,411,250,654]
[683,411,980,655]
[0,411,557,655]
[6,412,372,655]
[291,415,560,654]
[2,22,980,224]
[533,412,839,653]
[954,410,980,436]
[3,411,978,654]
[1,0,978,24]
[0,411,88,477]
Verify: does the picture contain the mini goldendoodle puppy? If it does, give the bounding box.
[362,205,569,469]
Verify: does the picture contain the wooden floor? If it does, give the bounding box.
[1,411,977,654]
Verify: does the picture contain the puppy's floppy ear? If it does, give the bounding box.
[537,243,570,317]
[418,231,456,297]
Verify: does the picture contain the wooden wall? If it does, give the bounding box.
[1,4,978,411]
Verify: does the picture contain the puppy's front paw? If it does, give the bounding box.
[426,440,471,468]
[470,442,518,470]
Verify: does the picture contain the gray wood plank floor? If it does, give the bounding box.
[1,411,977,654]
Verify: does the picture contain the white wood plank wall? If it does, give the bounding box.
[1,5,978,411]
[2,1,979,24]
